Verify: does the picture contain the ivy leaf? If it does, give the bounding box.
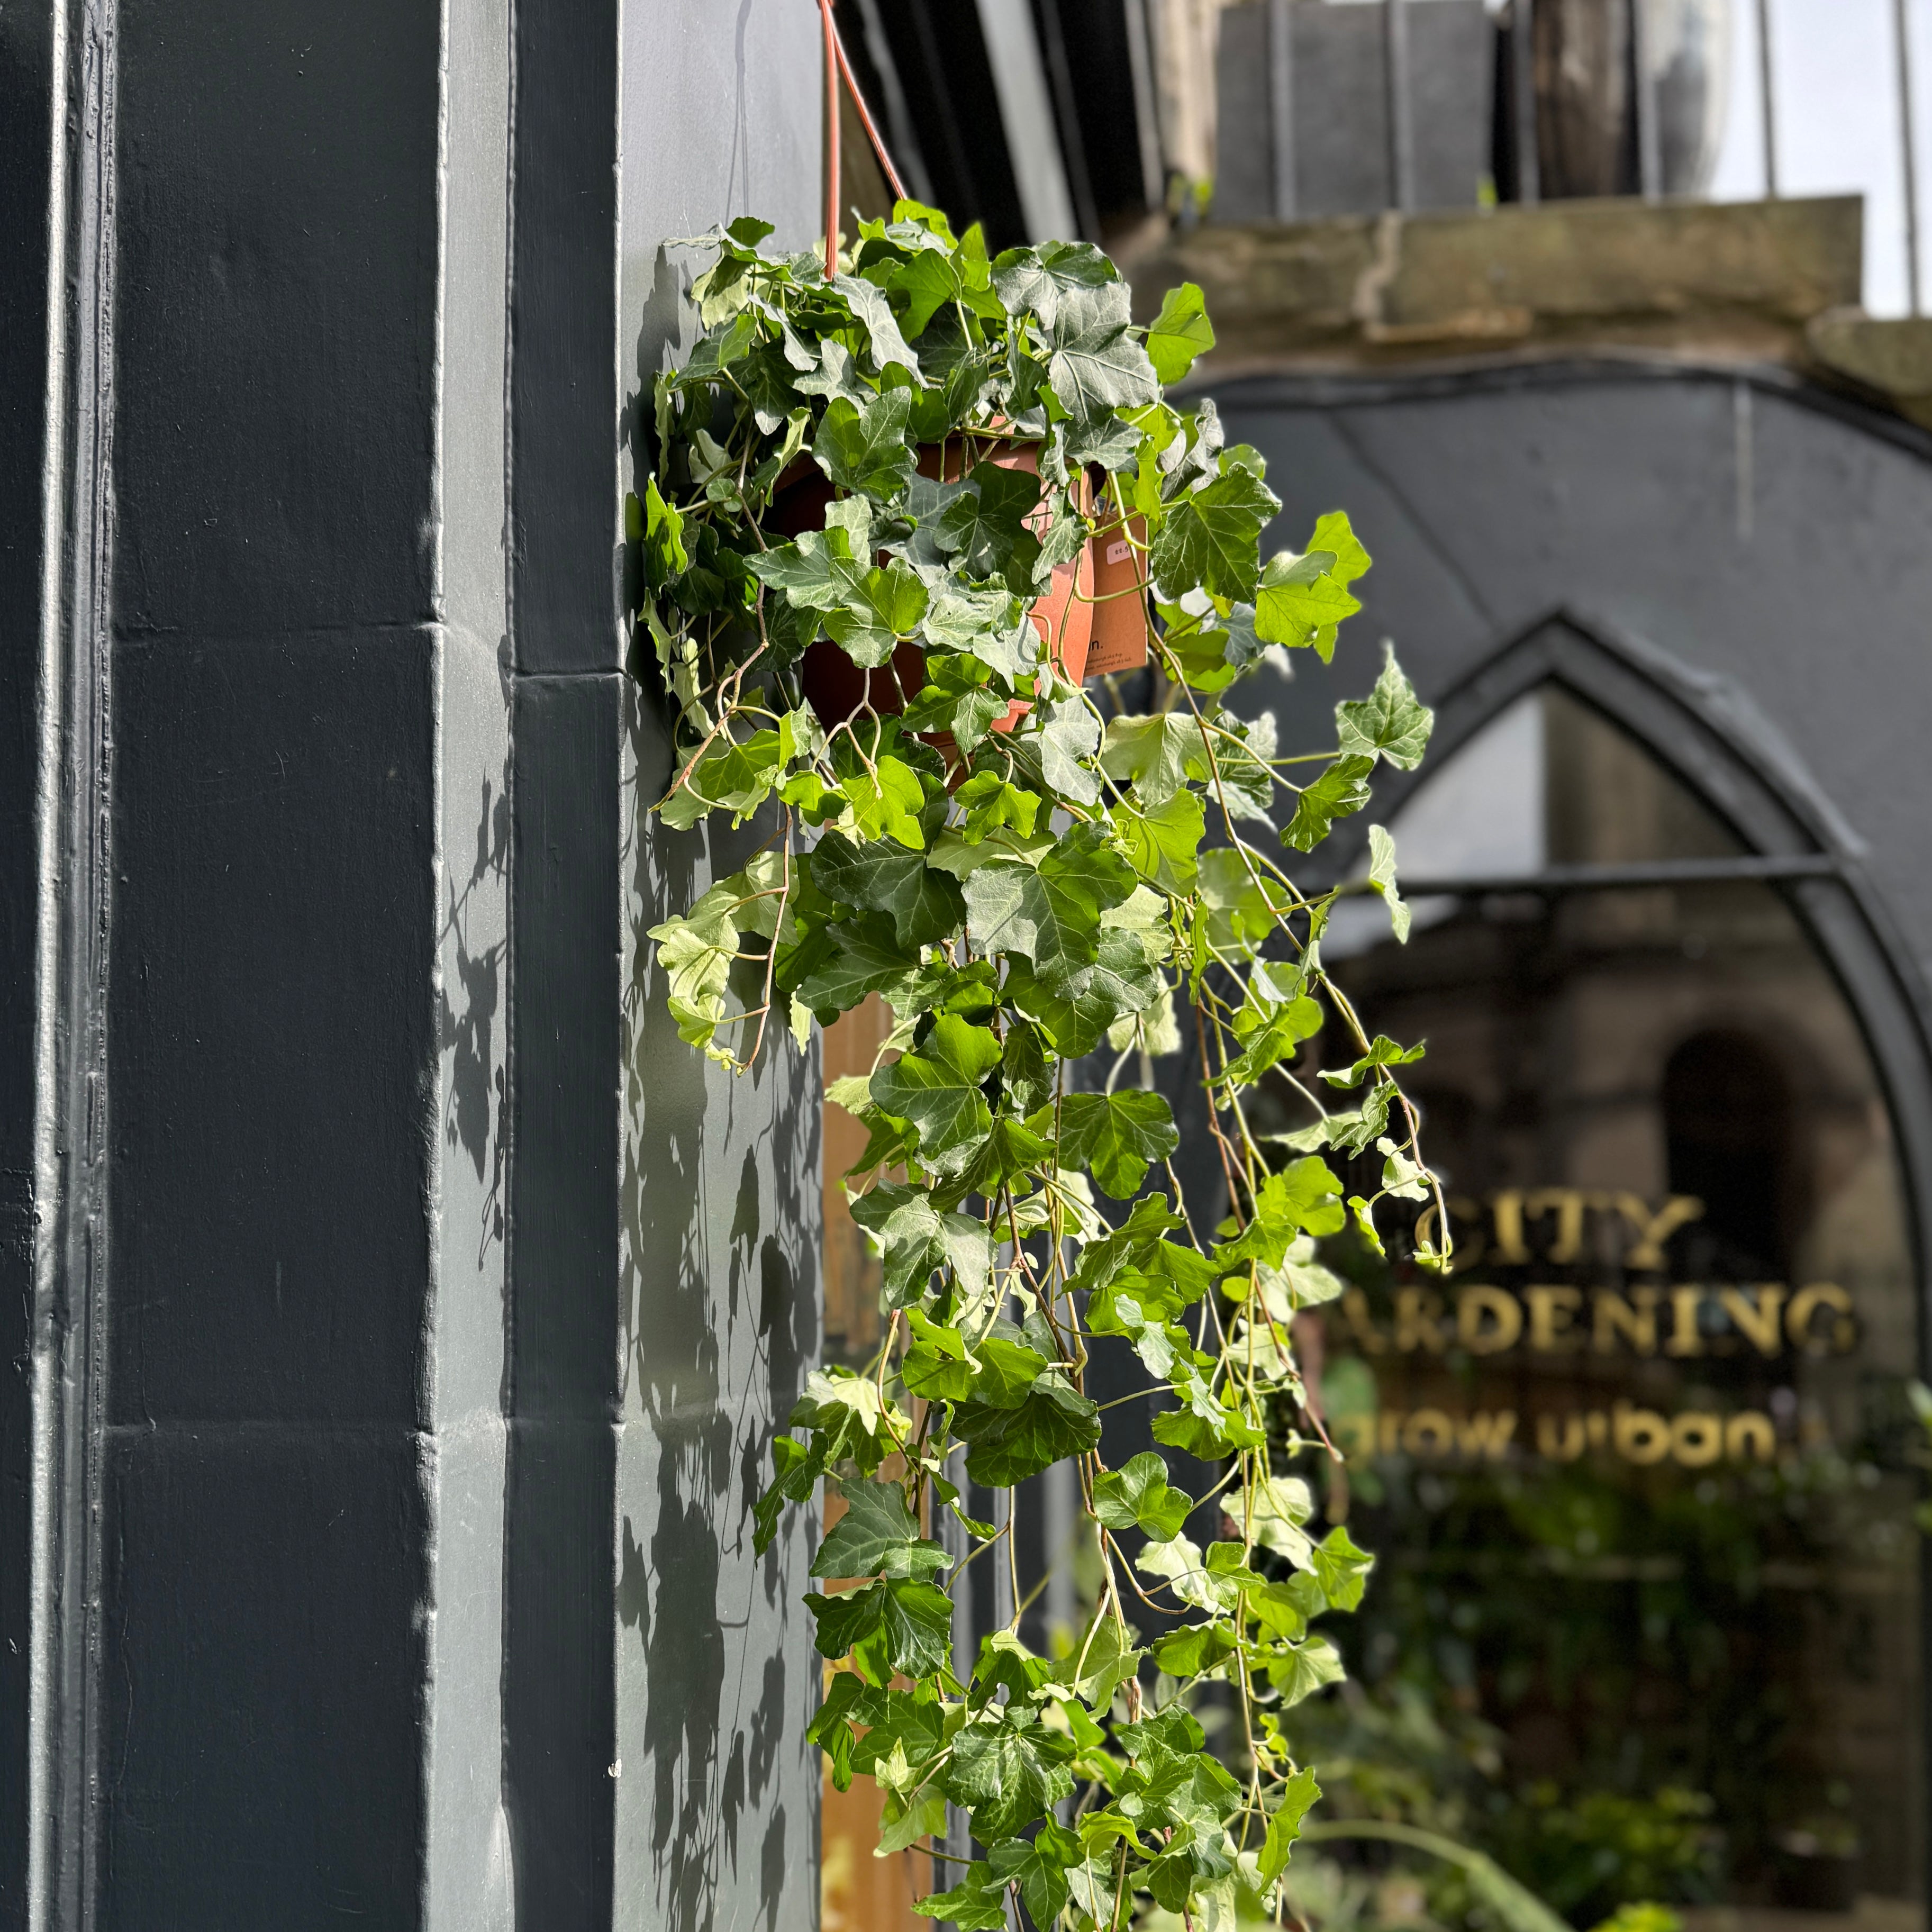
[640,476,687,588]
[1151,1621,1239,1680]
[1100,713,1210,808]
[932,462,1043,578]
[840,755,929,849]
[1217,1158,1347,1274]
[1268,1632,1347,1707]
[1319,1034,1424,1089]
[1053,1090,1178,1198]
[791,914,922,1019]
[811,833,965,949]
[1117,790,1205,894]
[813,388,917,501]
[1336,647,1432,769]
[1149,466,1282,602]
[812,1481,951,1582]
[958,1374,1101,1485]
[924,584,1036,677]
[833,271,922,378]
[1064,1613,1142,1710]
[792,334,872,409]
[752,1431,823,1556]
[911,1862,1011,1930]
[990,1822,1083,1927]
[991,238,1118,327]
[1258,1767,1323,1886]
[1253,548,1360,656]
[1310,1524,1375,1610]
[1367,824,1411,941]
[961,820,1130,975]
[1092,1450,1194,1541]
[1006,928,1163,1058]
[1048,284,1159,428]
[883,1577,957,1680]
[1146,280,1216,384]
[823,561,930,668]
[948,1112,1056,1201]
[869,1014,1002,1167]
[1283,754,1376,852]
[746,523,859,610]
[849,1182,992,1305]
[945,1712,1077,1840]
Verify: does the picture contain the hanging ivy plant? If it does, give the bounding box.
[634,202,1448,1932]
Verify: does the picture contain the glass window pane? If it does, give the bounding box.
[1277,695,1923,1923]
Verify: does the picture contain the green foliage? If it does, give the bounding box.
[636,205,1448,1930]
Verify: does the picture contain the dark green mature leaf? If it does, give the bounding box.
[911,1863,1011,1929]
[932,461,1041,578]
[945,1712,1077,1839]
[991,1822,1083,1926]
[947,1112,1055,1201]
[1283,753,1376,852]
[811,832,965,948]
[960,819,1132,975]
[823,561,930,668]
[1149,466,1282,602]
[833,271,923,377]
[869,1014,1002,1166]
[1092,1450,1193,1540]
[1336,646,1434,769]
[746,525,858,611]
[813,1481,951,1582]
[1006,927,1163,1057]
[991,238,1117,326]
[1053,1090,1178,1198]
[849,1182,992,1305]
[958,1374,1101,1484]
[791,914,921,1018]
[883,1578,956,1679]
[1049,284,1159,427]
[814,388,917,501]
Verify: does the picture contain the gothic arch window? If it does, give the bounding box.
[1285,635,1929,1916]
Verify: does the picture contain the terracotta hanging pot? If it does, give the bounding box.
[770,437,1095,733]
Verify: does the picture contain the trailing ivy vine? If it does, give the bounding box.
[636,203,1447,1932]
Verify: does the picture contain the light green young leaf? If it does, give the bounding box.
[1367,824,1411,940]
[1100,713,1210,808]
[1146,280,1217,384]
[1336,646,1434,769]
[1258,1766,1323,1885]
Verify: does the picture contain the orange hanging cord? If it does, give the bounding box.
[817,0,911,274]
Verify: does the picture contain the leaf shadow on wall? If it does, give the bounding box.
[619,661,822,1932]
